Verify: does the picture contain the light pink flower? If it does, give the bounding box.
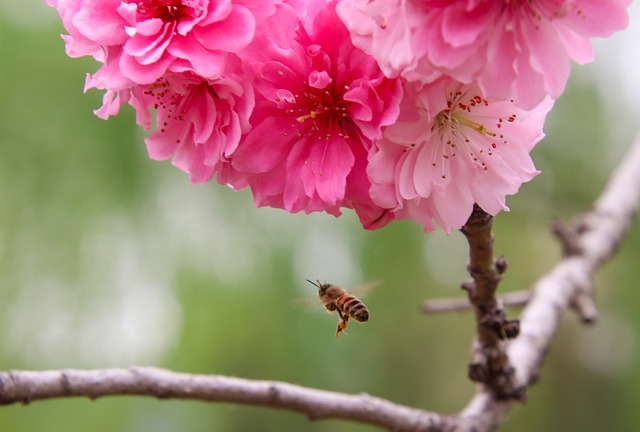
[368,78,553,233]
[49,0,276,87]
[337,0,631,108]
[231,2,402,228]
[128,69,254,185]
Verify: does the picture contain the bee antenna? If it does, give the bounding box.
[306,279,320,288]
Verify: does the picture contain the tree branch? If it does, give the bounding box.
[460,131,640,427]
[0,367,462,431]
[459,206,521,397]
[508,132,640,387]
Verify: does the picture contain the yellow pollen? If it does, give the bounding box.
[296,111,317,123]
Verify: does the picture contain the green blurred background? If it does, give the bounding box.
[1,2,639,431]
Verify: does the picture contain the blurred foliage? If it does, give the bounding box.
[1,3,639,432]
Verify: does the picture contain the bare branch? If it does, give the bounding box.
[0,367,461,431]
[421,290,531,314]
[461,132,640,428]
[509,133,640,385]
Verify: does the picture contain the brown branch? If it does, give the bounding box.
[0,367,461,431]
[459,206,521,398]
[460,131,640,428]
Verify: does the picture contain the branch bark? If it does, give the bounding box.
[0,367,459,431]
[459,206,521,397]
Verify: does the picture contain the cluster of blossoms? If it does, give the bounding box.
[48,0,631,232]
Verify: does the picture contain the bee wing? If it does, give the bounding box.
[348,280,382,298]
[290,296,320,310]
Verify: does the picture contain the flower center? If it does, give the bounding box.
[435,91,496,138]
[294,86,348,127]
[275,76,351,142]
[426,87,519,178]
[132,0,188,22]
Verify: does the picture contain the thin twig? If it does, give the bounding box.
[550,218,599,323]
[421,290,531,313]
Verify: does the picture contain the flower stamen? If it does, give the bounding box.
[452,113,496,137]
[132,0,188,23]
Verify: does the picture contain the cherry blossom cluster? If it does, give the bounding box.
[48,0,631,232]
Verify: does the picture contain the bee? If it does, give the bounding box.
[306,279,370,339]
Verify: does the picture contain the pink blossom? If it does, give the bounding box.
[48,0,277,88]
[231,2,402,228]
[47,0,103,59]
[129,69,255,185]
[368,78,553,233]
[337,0,631,108]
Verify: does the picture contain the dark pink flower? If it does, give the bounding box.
[368,78,553,233]
[129,69,254,185]
[49,0,277,87]
[231,2,401,228]
[47,0,103,60]
[337,0,632,108]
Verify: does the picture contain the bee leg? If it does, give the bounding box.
[336,315,349,339]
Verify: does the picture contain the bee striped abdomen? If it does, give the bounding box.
[337,295,369,322]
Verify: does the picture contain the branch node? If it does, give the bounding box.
[551,218,582,257]
[551,219,601,324]
[495,256,508,275]
[502,319,520,339]
[468,363,490,383]
[479,312,506,340]
[495,385,527,403]
[268,385,279,402]
[60,370,72,396]
[570,289,599,324]
[461,280,475,292]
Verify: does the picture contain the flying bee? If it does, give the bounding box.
[306,279,370,339]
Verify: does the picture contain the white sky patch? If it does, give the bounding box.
[588,3,640,117]
[578,2,640,164]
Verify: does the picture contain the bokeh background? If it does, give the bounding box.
[1,2,639,431]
